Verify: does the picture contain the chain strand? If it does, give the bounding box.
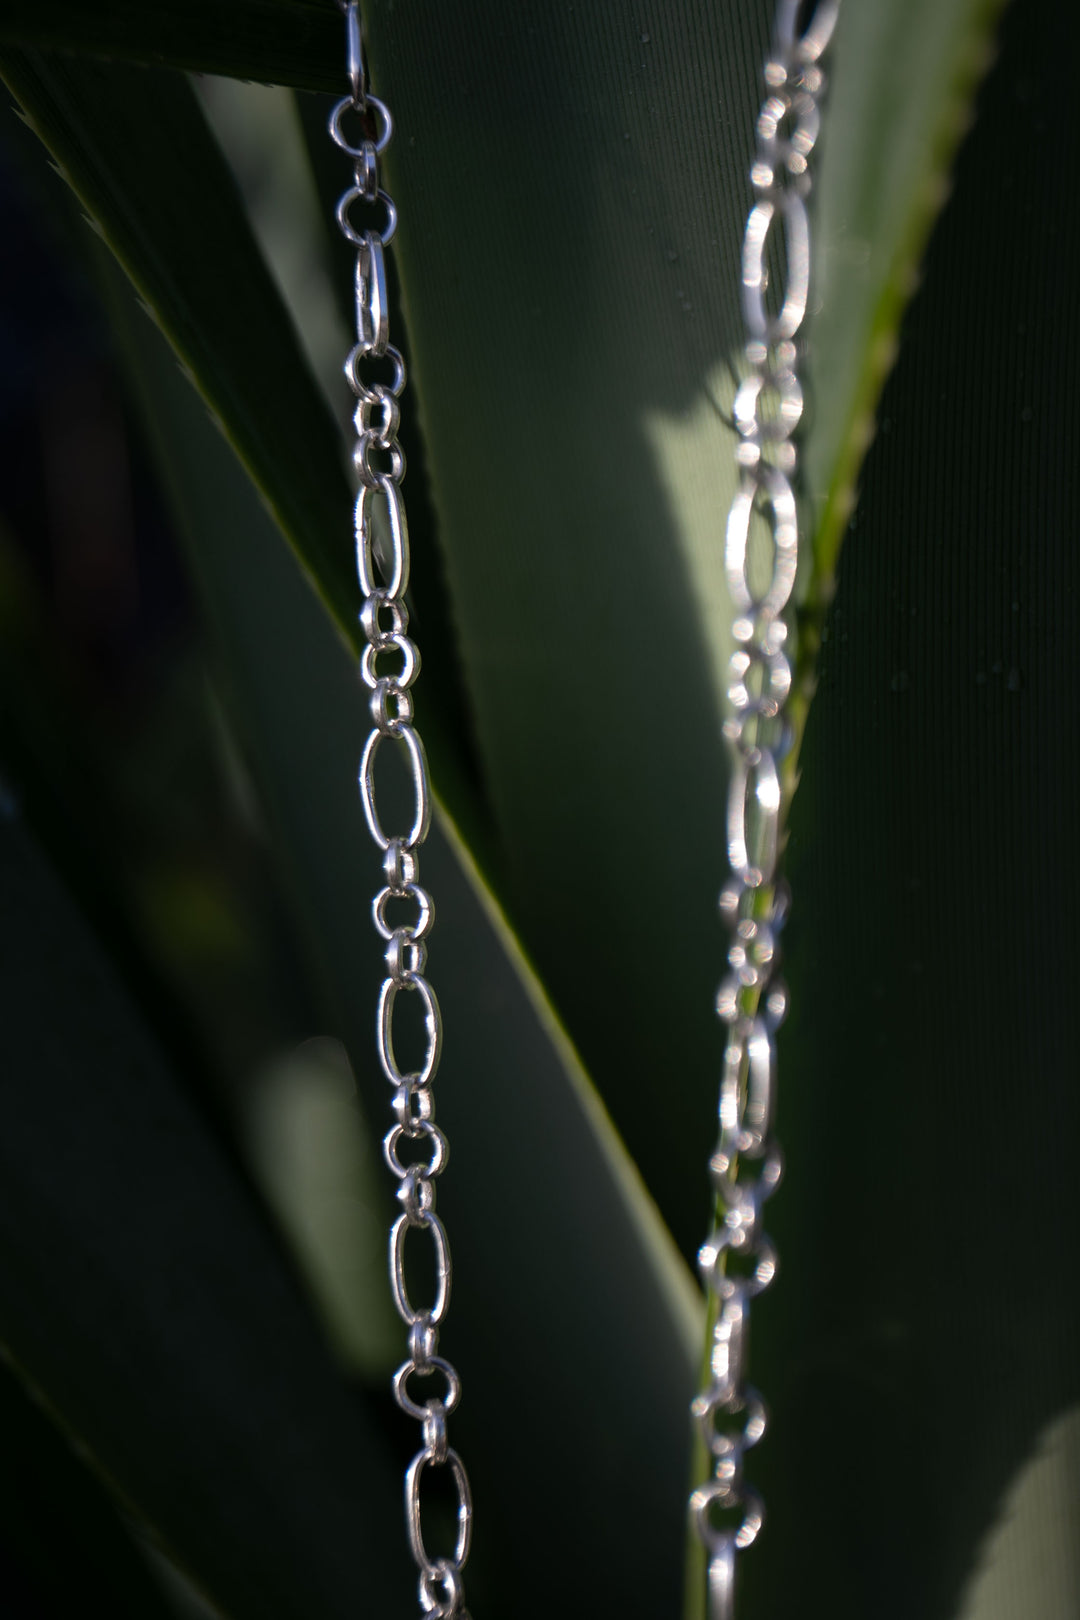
[331,8,472,1616]
[690,4,838,1616]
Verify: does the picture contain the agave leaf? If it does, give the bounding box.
[0,1356,178,1619]
[0,52,350,623]
[0,0,1007,1268]
[804,0,1006,598]
[350,0,770,1259]
[0,813,411,1619]
[0,47,486,860]
[355,0,1003,1265]
[748,0,1080,1612]
[0,1,339,91]
[338,10,1005,1620]
[3,8,1035,1620]
[4,34,703,1610]
[953,1406,1080,1618]
[99,240,704,1617]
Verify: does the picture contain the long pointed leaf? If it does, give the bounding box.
[101,238,704,1619]
[0,813,411,1620]
[805,0,1005,594]
[0,1358,178,1619]
[0,48,487,861]
[354,0,1003,1260]
[749,1,1080,1616]
[0,2,339,92]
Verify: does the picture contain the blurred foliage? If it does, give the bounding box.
[0,2,1076,1619]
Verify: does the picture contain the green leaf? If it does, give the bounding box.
[0,813,411,1619]
[746,0,1080,1612]
[0,51,350,646]
[0,0,1005,1254]
[0,1,340,91]
[953,1406,1080,1619]
[0,9,1020,1619]
[338,13,1002,1618]
[804,0,1006,598]
[0,1355,178,1619]
[0,46,487,858]
[99,234,704,1617]
[352,0,1001,1263]
[351,0,769,1258]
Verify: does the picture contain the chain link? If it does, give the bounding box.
[690,4,838,1616]
[331,8,472,1615]
[329,3,837,1610]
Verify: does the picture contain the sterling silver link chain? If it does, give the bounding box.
[330,7,472,1615]
[690,4,838,1617]
[329,2,838,1615]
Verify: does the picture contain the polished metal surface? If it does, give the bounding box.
[690,3,839,1616]
[331,6,472,1615]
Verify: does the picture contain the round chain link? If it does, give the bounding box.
[690,4,838,1617]
[331,7,472,1615]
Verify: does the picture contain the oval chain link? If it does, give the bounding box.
[331,7,472,1616]
[690,4,839,1617]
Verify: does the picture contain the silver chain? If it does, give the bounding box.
[690,4,838,1617]
[330,7,472,1616]
[328,2,839,1612]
